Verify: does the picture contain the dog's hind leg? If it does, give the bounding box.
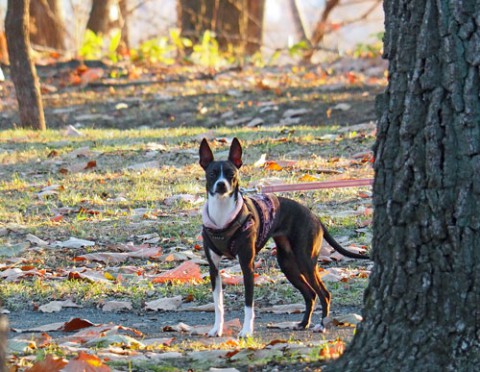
[274,236,317,329]
[301,238,331,332]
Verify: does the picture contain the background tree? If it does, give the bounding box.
[118,0,130,50]
[303,0,381,62]
[29,0,66,51]
[87,0,114,35]
[288,0,309,46]
[329,1,480,370]
[5,0,46,131]
[178,0,265,55]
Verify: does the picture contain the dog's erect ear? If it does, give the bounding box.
[199,139,214,170]
[228,137,243,169]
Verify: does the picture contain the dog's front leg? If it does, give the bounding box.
[207,249,224,337]
[238,245,256,338]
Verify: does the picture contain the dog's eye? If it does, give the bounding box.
[209,171,217,178]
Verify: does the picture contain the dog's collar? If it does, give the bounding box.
[202,197,244,229]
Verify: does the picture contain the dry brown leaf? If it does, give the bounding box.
[151,261,202,284]
[26,354,68,372]
[102,301,133,312]
[39,300,82,313]
[145,296,183,311]
[62,318,96,332]
[61,351,110,372]
[259,303,305,314]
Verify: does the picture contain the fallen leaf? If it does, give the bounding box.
[330,313,363,327]
[225,116,253,127]
[103,301,133,312]
[61,351,110,372]
[264,161,283,171]
[68,269,112,284]
[298,174,320,182]
[259,303,305,314]
[332,103,351,111]
[62,318,96,332]
[246,118,264,127]
[145,296,183,311]
[151,261,202,284]
[54,237,95,249]
[220,272,262,286]
[85,160,97,170]
[282,108,311,118]
[163,194,204,206]
[163,322,192,332]
[266,321,300,330]
[39,300,82,313]
[65,125,84,137]
[319,339,346,359]
[25,353,68,372]
[80,68,104,86]
[26,234,48,246]
[253,154,267,168]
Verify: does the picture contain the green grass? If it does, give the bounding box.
[1,125,373,302]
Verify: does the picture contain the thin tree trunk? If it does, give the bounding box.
[118,0,130,49]
[287,0,309,44]
[87,0,114,35]
[6,0,46,131]
[29,0,66,51]
[303,0,339,62]
[245,0,265,55]
[178,0,264,55]
[329,1,480,370]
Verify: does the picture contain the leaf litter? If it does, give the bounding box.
[0,59,383,370]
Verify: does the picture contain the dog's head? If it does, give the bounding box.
[199,138,243,198]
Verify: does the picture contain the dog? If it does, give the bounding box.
[199,138,369,337]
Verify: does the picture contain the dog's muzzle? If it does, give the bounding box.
[215,181,229,194]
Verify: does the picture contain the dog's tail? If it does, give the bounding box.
[321,222,370,260]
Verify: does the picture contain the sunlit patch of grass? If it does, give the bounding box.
[1,125,373,318]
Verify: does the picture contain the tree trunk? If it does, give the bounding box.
[118,0,130,50]
[178,0,264,55]
[244,0,265,55]
[6,0,46,131]
[29,0,66,51]
[87,0,114,35]
[329,1,480,370]
[0,313,7,372]
[287,0,309,44]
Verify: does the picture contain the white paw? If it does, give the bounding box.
[312,323,326,333]
[238,327,253,338]
[208,326,223,337]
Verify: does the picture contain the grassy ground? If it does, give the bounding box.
[0,62,380,371]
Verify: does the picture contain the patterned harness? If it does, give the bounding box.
[203,194,280,259]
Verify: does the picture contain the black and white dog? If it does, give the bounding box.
[199,138,369,337]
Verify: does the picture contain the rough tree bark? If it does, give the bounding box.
[87,0,114,35]
[178,0,265,55]
[329,1,480,370]
[6,0,46,131]
[29,0,66,51]
[0,313,6,372]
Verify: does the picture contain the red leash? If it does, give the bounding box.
[258,178,373,194]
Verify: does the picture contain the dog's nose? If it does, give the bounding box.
[215,181,228,193]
